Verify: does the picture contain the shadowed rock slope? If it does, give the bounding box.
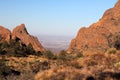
[68,0,120,53]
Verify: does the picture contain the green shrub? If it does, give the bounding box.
[58,50,76,61]
[44,50,57,60]
[25,43,36,54]
[58,50,67,61]
[30,61,50,73]
[35,51,43,56]
[1,41,9,48]
[0,56,11,78]
[75,51,83,58]
[0,39,41,57]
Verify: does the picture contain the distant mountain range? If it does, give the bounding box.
[38,35,73,53]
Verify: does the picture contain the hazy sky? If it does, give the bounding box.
[0,0,117,36]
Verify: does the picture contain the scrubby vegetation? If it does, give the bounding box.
[1,39,120,80]
[34,50,120,80]
[43,50,57,60]
[0,56,21,80]
[0,39,43,57]
[1,48,120,80]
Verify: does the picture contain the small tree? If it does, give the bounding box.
[1,41,9,48]
[44,50,57,60]
[35,51,43,56]
[26,43,35,55]
[58,50,67,61]
[76,51,83,58]
[0,56,11,78]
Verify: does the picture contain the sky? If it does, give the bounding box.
[0,0,117,36]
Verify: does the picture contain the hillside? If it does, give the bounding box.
[68,0,120,54]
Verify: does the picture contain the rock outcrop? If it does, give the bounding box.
[68,0,120,53]
[0,25,11,42]
[0,24,45,52]
[12,24,45,52]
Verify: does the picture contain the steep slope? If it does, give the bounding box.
[68,0,120,53]
[12,24,45,52]
[0,25,11,43]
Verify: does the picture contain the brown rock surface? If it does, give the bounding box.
[12,24,45,52]
[0,25,11,42]
[0,24,45,52]
[68,0,120,53]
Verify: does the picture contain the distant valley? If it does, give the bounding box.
[38,35,73,53]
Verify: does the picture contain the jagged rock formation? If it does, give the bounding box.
[0,24,45,52]
[12,24,45,52]
[68,0,120,53]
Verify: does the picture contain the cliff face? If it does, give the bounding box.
[68,0,120,53]
[12,24,45,52]
[0,24,45,52]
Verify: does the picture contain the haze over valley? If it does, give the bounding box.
[39,35,73,53]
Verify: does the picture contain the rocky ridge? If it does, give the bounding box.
[0,24,45,52]
[68,0,120,53]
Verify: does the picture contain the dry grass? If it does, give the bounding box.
[35,50,120,80]
[0,55,50,80]
[1,50,120,80]
[35,66,84,80]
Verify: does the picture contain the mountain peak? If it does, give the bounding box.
[12,24,45,52]
[13,24,28,35]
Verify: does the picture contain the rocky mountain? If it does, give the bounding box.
[12,24,45,52]
[0,25,11,43]
[67,0,120,53]
[0,24,45,52]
